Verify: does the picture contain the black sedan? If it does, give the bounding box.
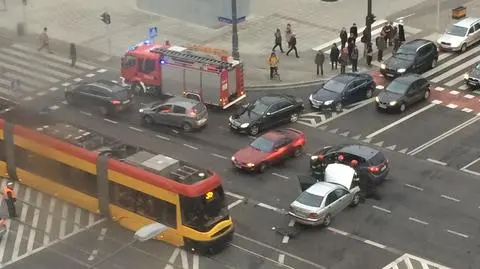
[229,94,304,136]
[310,144,390,185]
[375,74,430,113]
[380,39,438,78]
[309,73,376,112]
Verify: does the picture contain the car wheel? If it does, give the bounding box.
[290,112,299,123]
[322,214,332,227]
[423,89,430,100]
[249,125,259,136]
[293,147,302,157]
[65,93,75,105]
[258,162,267,173]
[99,106,108,116]
[131,83,143,95]
[365,88,373,99]
[142,115,154,125]
[182,122,193,132]
[350,193,360,207]
[399,102,406,113]
[460,43,467,53]
[334,102,342,112]
[431,58,437,69]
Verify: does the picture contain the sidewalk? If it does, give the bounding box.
[0,0,427,87]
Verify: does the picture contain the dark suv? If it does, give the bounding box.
[65,80,134,115]
[380,39,438,78]
[310,144,390,185]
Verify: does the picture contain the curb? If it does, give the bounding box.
[246,79,327,91]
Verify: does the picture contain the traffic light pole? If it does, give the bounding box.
[106,23,112,59]
[231,0,240,60]
[365,0,373,45]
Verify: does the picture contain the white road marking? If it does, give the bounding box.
[168,248,181,264]
[104,118,118,124]
[23,96,33,101]
[288,219,295,227]
[225,191,245,200]
[278,254,286,264]
[36,91,46,96]
[319,98,375,126]
[155,134,170,141]
[192,255,199,269]
[366,103,436,138]
[211,153,228,160]
[49,105,60,111]
[408,217,429,225]
[257,202,284,214]
[424,45,480,77]
[74,207,81,231]
[460,156,480,170]
[97,228,107,241]
[441,194,460,202]
[431,54,480,83]
[85,73,96,78]
[408,115,480,155]
[230,243,295,269]
[129,126,144,132]
[12,188,31,259]
[446,229,469,238]
[80,110,92,116]
[427,158,447,166]
[73,78,83,82]
[327,227,349,236]
[88,249,99,261]
[372,205,391,214]
[462,169,480,176]
[183,143,198,150]
[431,99,442,104]
[97,69,108,73]
[446,103,458,109]
[60,204,68,238]
[445,75,464,87]
[27,193,42,253]
[458,85,469,90]
[44,197,56,244]
[272,173,289,179]
[180,250,189,269]
[404,183,423,191]
[228,199,244,210]
[464,94,475,99]
[0,216,11,262]
[61,82,71,87]
[461,108,473,113]
[282,235,290,243]
[364,240,386,249]
[433,87,445,91]
[438,52,452,61]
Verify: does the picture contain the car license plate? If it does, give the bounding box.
[123,100,130,104]
[378,104,387,109]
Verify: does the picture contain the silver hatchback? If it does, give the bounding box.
[139,96,208,131]
[437,17,480,52]
[289,163,361,227]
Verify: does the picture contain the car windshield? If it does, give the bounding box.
[394,49,416,61]
[445,25,468,37]
[385,80,409,94]
[250,137,275,152]
[323,79,346,93]
[247,100,269,115]
[296,191,323,208]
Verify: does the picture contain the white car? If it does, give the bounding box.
[437,17,480,52]
[289,163,361,227]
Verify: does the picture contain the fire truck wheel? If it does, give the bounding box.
[182,122,193,132]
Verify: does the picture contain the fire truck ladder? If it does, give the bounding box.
[150,47,233,69]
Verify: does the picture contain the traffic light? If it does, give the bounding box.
[100,12,111,25]
[366,14,376,25]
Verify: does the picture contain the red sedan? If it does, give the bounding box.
[231,128,306,173]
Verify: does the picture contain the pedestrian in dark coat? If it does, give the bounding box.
[330,43,339,70]
[347,34,355,61]
[393,32,401,52]
[339,48,348,74]
[398,20,406,42]
[272,28,284,53]
[70,43,77,67]
[365,43,373,66]
[286,34,299,58]
[382,22,393,46]
[351,46,359,72]
[339,27,348,49]
[349,23,358,43]
[315,50,325,76]
[285,23,293,48]
[376,34,386,61]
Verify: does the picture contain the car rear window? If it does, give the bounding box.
[297,192,323,208]
[369,152,386,165]
[114,89,131,99]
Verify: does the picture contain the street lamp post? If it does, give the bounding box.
[231,0,240,60]
[436,0,440,32]
[365,0,373,45]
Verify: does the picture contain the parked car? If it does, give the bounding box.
[309,73,376,112]
[231,128,306,173]
[437,17,480,52]
[310,144,389,185]
[375,74,430,112]
[289,163,361,227]
[380,39,438,78]
[65,80,134,116]
[464,61,480,89]
[228,94,304,136]
[139,96,208,131]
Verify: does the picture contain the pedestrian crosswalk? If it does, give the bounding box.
[0,178,102,266]
[382,253,451,269]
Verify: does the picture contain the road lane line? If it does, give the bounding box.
[408,115,480,155]
[156,134,171,141]
[372,205,391,214]
[27,192,42,253]
[278,254,286,264]
[461,168,480,176]
[13,188,31,259]
[88,249,99,261]
[460,156,480,170]
[225,191,245,200]
[211,153,228,160]
[0,217,11,262]
[364,240,386,249]
[405,257,415,269]
[97,228,107,241]
[129,126,144,132]
[60,204,68,238]
[80,110,92,116]
[104,118,118,124]
[427,158,447,166]
[441,194,460,202]
[44,197,56,244]
[183,143,198,150]
[192,254,200,269]
[88,212,95,225]
[404,184,423,191]
[74,207,81,231]
[180,250,189,269]
[366,103,436,138]
[168,248,181,264]
[257,203,285,214]
[288,219,295,227]
[446,229,469,238]
[327,227,349,236]
[282,235,290,243]
[230,243,295,269]
[227,199,244,210]
[272,173,289,179]
[408,217,429,225]
[318,98,375,126]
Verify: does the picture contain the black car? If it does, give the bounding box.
[310,144,389,185]
[464,62,480,89]
[65,80,134,116]
[376,74,430,113]
[229,94,304,136]
[309,73,376,112]
[380,39,438,78]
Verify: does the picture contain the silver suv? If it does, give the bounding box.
[437,17,480,52]
[139,96,208,131]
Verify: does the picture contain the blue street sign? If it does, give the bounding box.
[218,16,246,24]
[149,27,158,39]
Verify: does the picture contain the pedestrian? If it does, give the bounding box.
[3,182,17,218]
[349,23,358,44]
[37,27,52,53]
[272,28,284,53]
[382,22,393,47]
[365,43,373,66]
[285,23,293,49]
[315,50,325,76]
[347,34,355,61]
[268,51,279,79]
[165,40,171,46]
[330,43,339,70]
[398,20,406,42]
[339,27,348,49]
[286,34,299,58]
[351,45,359,72]
[70,43,77,67]
[339,47,348,74]
[376,34,386,61]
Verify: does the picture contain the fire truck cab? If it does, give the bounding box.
[121,42,246,109]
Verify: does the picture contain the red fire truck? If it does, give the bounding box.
[120,42,246,109]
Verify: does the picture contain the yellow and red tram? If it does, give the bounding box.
[0,118,233,252]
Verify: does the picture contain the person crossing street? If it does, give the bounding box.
[3,181,17,218]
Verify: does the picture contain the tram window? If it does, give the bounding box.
[153,199,176,228]
[109,182,136,212]
[13,146,97,196]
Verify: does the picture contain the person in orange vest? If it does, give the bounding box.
[3,182,17,218]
